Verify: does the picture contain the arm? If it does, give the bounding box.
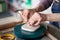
[41,13,60,22]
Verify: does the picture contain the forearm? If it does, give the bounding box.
[41,13,60,22]
[46,14,60,22]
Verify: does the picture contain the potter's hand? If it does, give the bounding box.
[21,10,34,23]
[28,12,46,26]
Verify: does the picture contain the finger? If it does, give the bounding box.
[24,10,29,22]
[20,10,29,16]
[22,10,29,22]
[24,17,28,23]
[28,18,35,25]
[27,10,34,20]
[34,19,41,26]
[29,12,34,18]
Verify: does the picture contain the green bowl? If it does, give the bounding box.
[14,24,46,39]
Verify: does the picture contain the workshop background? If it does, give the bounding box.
[0,0,60,40]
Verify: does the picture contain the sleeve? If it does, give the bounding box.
[52,0,60,13]
[50,0,60,28]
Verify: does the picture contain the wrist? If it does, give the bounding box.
[39,13,47,21]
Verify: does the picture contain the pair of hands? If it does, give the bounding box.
[21,10,43,26]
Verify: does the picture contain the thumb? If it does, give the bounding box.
[34,19,41,26]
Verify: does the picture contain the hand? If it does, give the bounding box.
[28,12,46,26]
[21,10,34,23]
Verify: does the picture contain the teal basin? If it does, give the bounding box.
[14,24,46,39]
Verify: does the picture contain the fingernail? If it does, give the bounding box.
[30,24,32,26]
[28,22,31,26]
